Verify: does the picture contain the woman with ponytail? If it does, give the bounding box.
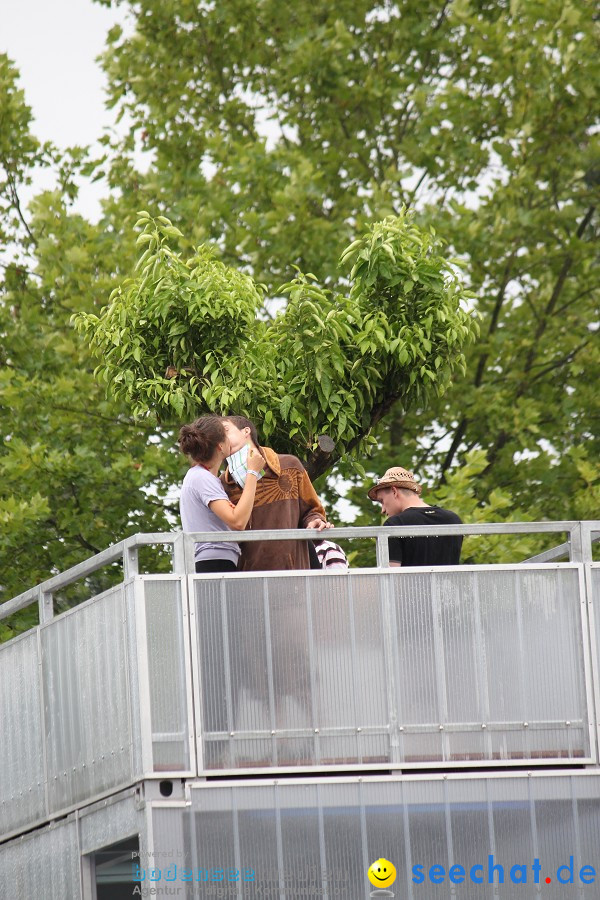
[178,415,265,573]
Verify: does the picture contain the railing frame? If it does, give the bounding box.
[1,521,599,629]
[188,562,597,775]
[1,554,600,844]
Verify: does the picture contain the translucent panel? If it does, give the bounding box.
[155,774,600,900]
[0,816,80,898]
[0,788,145,898]
[237,788,281,895]
[194,567,590,772]
[41,585,133,812]
[402,778,450,877]
[79,789,145,855]
[364,782,408,889]
[0,631,45,836]
[125,580,143,780]
[280,792,323,893]
[591,566,600,713]
[194,573,394,769]
[319,782,366,894]
[392,567,589,763]
[0,574,194,840]
[143,579,190,771]
[308,575,388,761]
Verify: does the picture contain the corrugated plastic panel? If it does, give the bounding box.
[391,567,589,763]
[79,788,145,856]
[148,774,600,900]
[41,585,133,813]
[0,631,45,837]
[194,567,590,771]
[0,815,80,898]
[0,788,145,897]
[194,574,392,769]
[125,580,144,781]
[143,578,191,772]
[590,565,600,750]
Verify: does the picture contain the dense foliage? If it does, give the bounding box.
[74,210,476,477]
[1,0,598,635]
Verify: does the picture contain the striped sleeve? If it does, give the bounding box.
[315,541,348,570]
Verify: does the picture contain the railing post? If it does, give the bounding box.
[581,521,593,564]
[376,534,390,567]
[173,533,194,574]
[123,545,139,579]
[185,533,195,573]
[172,533,185,573]
[570,523,592,563]
[37,587,53,624]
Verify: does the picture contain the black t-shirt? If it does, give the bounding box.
[384,506,463,566]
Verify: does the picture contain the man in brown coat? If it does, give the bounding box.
[217,416,331,758]
[221,415,331,571]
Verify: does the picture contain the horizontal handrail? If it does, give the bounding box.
[1,521,599,627]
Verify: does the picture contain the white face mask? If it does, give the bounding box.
[226,444,263,489]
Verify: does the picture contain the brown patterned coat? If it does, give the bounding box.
[221,447,326,571]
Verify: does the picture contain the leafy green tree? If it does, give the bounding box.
[74,210,477,478]
[0,56,181,628]
[97,0,599,521]
[2,0,599,632]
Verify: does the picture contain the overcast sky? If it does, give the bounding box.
[1,2,362,517]
[2,0,127,145]
[2,0,129,216]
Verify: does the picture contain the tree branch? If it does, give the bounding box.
[440,257,516,479]
[74,533,102,555]
[482,207,596,475]
[473,255,515,387]
[339,117,378,183]
[45,402,159,430]
[440,417,468,479]
[555,283,600,317]
[520,205,595,384]
[1,162,38,248]
[0,260,42,279]
[528,338,592,384]
[305,392,399,480]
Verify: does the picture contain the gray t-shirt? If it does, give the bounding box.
[179,466,241,564]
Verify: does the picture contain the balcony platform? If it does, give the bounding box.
[0,524,599,896]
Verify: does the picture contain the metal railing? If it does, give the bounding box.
[1,559,600,841]
[0,523,599,843]
[192,563,595,772]
[1,520,599,629]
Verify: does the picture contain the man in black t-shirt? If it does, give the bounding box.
[368,466,463,566]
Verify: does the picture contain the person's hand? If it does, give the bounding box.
[306,519,334,532]
[246,443,265,473]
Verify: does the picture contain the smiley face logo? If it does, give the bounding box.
[368,858,397,888]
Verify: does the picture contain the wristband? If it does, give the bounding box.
[246,470,259,478]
